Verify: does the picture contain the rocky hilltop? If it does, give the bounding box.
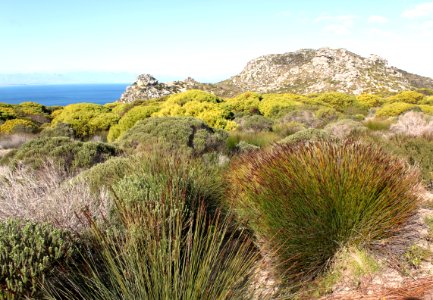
[119,48,433,102]
[118,74,205,103]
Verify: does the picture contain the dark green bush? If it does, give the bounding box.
[0,220,74,299]
[227,141,420,282]
[278,128,329,144]
[117,117,227,155]
[3,137,118,173]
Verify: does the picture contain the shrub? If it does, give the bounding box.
[0,220,74,299]
[390,111,433,137]
[78,149,225,215]
[375,102,417,117]
[236,115,273,132]
[227,141,419,282]
[421,96,433,105]
[314,107,340,126]
[117,117,227,155]
[45,179,257,300]
[386,91,425,104]
[419,104,433,115]
[0,105,17,121]
[280,110,320,128]
[381,135,433,182]
[324,119,367,139]
[278,128,329,144]
[226,131,279,150]
[364,118,392,131]
[272,121,305,137]
[222,92,261,114]
[3,137,118,174]
[51,103,115,138]
[356,94,383,108]
[166,89,221,105]
[0,118,38,134]
[312,92,357,110]
[258,94,303,118]
[40,122,75,138]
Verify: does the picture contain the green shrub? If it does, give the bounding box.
[258,94,303,118]
[117,117,227,155]
[364,118,392,131]
[386,91,425,104]
[51,103,115,138]
[107,104,160,142]
[78,149,225,215]
[375,102,417,117]
[236,115,273,132]
[278,128,329,144]
[226,131,279,150]
[45,177,256,300]
[272,121,305,137]
[0,118,38,134]
[0,105,17,121]
[166,89,221,105]
[314,107,340,126]
[0,220,74,299]
[312,92,357,110]
[40,122,75,138]
[419,104,433,115]
[227,141,419,282]
[3,137,118,173]
[356,94,383,108]
[222,91,261,114]
[421,96,433,105]
[379,135,433,182]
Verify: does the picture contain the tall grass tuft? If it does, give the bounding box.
[45,158,257,299]
[227,140,420,283]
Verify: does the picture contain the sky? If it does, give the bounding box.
[0,0,433,83]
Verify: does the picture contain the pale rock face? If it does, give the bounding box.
[118,74,200,103]
[118,48,433,103]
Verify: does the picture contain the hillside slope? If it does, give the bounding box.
[118,48,433,102]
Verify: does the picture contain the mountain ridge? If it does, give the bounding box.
[118,48,433,103]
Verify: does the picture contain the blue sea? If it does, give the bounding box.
[0,84,129,106]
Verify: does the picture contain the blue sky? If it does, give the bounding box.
[1,0,433,83]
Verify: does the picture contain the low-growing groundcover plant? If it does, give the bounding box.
[45,164,257,299]
[227,140,420,284]
[0,220,75,299]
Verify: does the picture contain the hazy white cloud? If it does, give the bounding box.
[402,2,433,18]
[315,15,356,35]
[368,15,388,24]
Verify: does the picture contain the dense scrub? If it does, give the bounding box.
[2,136,118,173]
[1,88,433,297]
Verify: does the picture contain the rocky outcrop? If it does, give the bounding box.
[224,48,433,95]
[118,48,433,103]
[118,74,202,103]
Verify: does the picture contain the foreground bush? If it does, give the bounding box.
[0,220,74,299]
[46,161,256,299]
[2,137,118,173]
[227,141,420,282]
[118,117,227,155]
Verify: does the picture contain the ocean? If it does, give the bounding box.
[0,84,129,106]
